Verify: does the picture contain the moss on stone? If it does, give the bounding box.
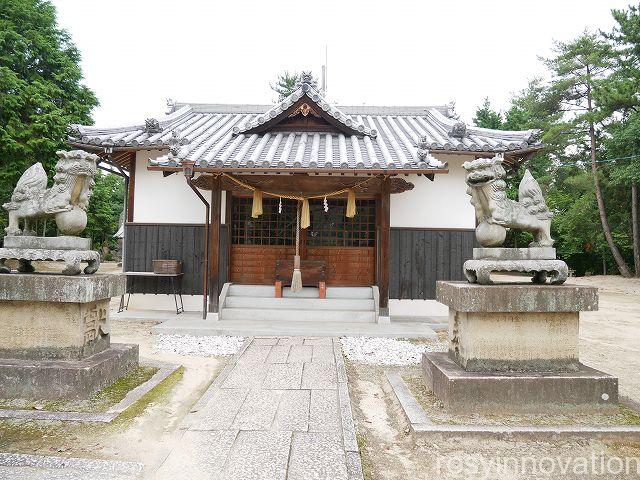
[112,366,185,426]
[0,365,159,414]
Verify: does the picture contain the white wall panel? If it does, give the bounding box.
[390,154,475,229]
[133,150,226,224]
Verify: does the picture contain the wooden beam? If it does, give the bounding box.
[192,174,415,195]
[378,178,391,315]
[126,152,136,222]
[208,176,222,313]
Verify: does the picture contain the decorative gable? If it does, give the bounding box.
[232,81,377,138]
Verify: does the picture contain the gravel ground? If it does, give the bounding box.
[154,334,245,357]
[340,336,447,366]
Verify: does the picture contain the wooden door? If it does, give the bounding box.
[229,196,376,286]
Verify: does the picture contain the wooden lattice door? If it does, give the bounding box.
[229,196,376,286]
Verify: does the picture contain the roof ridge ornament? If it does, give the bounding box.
[445,101,459,119]
[417,136,448,169]
[232,80,377,138]
[294,71,318,90]
[450,121,467,139]
[145,118,163,134]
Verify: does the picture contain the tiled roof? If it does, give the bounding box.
[68,83,541,172]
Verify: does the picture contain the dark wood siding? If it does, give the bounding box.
[123,223,228,295]
[389,228,475,300]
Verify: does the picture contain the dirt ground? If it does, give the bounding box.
[0,320,226,474]
[2,270,639,478]
[347,275,640,480]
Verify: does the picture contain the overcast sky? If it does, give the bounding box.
[53,0,630,127]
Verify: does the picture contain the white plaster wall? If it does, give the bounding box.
[390,154,475,229]
[133,150,226,224]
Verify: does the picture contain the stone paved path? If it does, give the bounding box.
[153,336,363,480]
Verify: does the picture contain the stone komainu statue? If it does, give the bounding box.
[463,154,553,248]
[3,150,99,237]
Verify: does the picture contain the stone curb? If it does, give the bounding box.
[0,452,143,477]
[333,337,365,480]
[386,371,640,441]
[0,360,180,424]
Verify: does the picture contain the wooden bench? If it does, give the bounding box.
[275,260,327,299]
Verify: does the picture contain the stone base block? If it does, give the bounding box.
[422,352,618,413]
[0,273,125,360]
[0,343,139,400]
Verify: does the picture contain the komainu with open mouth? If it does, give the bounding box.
[463,154,553,247]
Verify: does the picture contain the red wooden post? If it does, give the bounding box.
[318,281,326,299]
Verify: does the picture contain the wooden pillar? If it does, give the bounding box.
[209,177,221,313]
[126,152,136,222]
[378,178,391,315]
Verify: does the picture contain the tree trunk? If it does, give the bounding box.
[633,179,640,276]
[586,82,632,277]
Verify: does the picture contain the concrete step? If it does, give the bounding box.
[153,318,438,339]
[220,307,376,323]
[224,296,374,311]
[227,284,373,299]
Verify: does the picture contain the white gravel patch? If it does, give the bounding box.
[155,334,245,357]
[340,336,447,366]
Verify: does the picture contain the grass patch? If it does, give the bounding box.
[113,366,184,426]
[0,365,158,414]
[356,432,376,480]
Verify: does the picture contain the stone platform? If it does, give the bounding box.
[423,352,618,412]
[0,343,138,400]
[0,273,138,399]
[423,281,617,412]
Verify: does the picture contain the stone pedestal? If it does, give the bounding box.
[0,236,100,275]
[0,273,138,400]
[423,281,618,412]
[463,247,568,285]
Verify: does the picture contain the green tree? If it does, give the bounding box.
[599,4,640,275]
[84,173,124,253]
[270,71,300,101]
[543,32,632,277]
[472,98,503,129]
[270,70,319,101]
[0,0,98,236]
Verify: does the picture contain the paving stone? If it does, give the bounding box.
[191,389,249,430]
[287,432,348,480]
[221,431,291,480]
[235,344,272,364]
[262,363,303,389]
[287,345,313,363]
[153,430,237,479]
[309,389,340,432]
[266,345,291,363]
[312,345,335,363]
[222,363,268,389]
[253,337,280,345]
[272,390,310,432]
[277,337,305,346]
[302,363,337,390]
[232,389,283,430]
[303,337,333,346]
